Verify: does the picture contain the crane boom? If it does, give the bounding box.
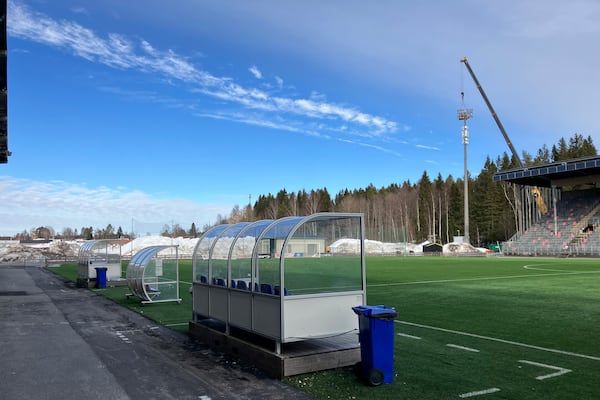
[460,57,523,168]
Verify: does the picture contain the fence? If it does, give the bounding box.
[0,255,47,267]
[502,242,600,257]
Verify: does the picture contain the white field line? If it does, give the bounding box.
[522,264,591,273]
[164,322,189,327]
[368,269,600,288]
[395,320,600,362]
[447,344,480,352]
[397,332,422,340]
[518,359,572,380]
[459,388,501,398]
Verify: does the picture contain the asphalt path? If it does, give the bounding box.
[0,265,315,400]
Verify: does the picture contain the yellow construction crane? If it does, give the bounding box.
[531,187,548,214]
[460,56,548,215]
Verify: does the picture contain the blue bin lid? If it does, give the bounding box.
[352,305,397,318]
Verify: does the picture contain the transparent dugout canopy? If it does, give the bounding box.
[77,239,122,281]
[126,245,182,304]
[191,213,366,347]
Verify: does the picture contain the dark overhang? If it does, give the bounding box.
[493,155,600,188]
[0,0,7,164]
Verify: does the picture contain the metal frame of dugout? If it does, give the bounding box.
[191,212,366,354]
[77,239,123,286]
[126,245,182,305]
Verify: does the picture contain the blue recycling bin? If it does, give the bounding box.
[95,267,108,289]
[352,305,398,385]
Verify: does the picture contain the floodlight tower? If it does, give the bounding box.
[457,107,473,244]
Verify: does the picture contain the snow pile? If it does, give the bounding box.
[329,238,489,255]
[122,235,257,259]
[0,244,43,262]
[211,236,256,259]
[329,238,423,255]
[1,236,491,264]
[443,242,487,254]
[0,240,81,262]
[120,236,199,256]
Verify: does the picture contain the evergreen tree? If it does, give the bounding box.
[189,222,198,238]
[318,188,333,211]
[417,171,432,241]
[276,189,290,218]
[447,178,463,239]
[552,137,569,161]
[534,144,551,165]
[471,157,504,245]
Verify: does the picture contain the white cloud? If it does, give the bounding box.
[0,176,232,236]
[248,65,263,79]
[185,0,600,151]
[70,6,89,16]
[416,144,441,151]
[337,139,403,157]
[7,1,399,140]
[274,75,284,89]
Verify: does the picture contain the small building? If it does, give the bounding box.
[423,242,443,254]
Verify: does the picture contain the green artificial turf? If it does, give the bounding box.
[49,263,79,282]
[286,257,600,399]
[50,257,600,399]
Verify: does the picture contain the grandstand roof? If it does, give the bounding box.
[493,155,600,188]
[1,0,7,164]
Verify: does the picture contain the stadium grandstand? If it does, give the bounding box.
[494,155,600,256]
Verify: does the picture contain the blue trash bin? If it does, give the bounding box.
[352,305,398,385]
[95,267,108,289]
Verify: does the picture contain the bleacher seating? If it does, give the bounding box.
[504,189,600,256]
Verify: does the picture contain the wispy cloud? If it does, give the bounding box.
[337,139,403,157]
[275,75,284,89]
[0,176,232,235]
[8,1,400,141]
[416,144,441,151]
[70,6,89,16]
[248,65,263,79]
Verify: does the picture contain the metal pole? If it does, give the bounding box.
[463,122,470,244]
[458,108,472,244]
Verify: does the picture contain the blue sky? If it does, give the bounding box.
[2,0,600,236]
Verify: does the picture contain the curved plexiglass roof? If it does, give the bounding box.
[126,245,181,303]
[192,213,365,296]
[78,239,122,265]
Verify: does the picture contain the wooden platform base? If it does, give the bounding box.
[188,319,360,379]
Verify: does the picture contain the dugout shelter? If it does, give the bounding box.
[126,245,181,305]
[191,212,366,355]
[77,239,122,286]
